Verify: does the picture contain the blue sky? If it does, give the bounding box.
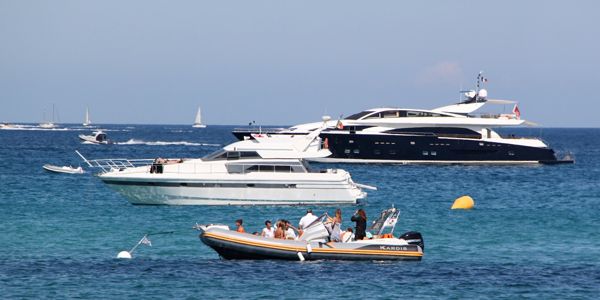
[1,1,598,126]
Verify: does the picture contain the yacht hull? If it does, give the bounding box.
[100,178,364,205]
[232,131,563,164]
[315,132,561,164]
[200,227,423,261]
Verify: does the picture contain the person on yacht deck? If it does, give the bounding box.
[261,220,275,238]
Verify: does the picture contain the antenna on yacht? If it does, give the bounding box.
[459,71,488,104]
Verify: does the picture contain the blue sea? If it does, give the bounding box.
[1,125,599,299]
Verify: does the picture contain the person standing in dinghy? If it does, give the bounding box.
[351,209,367,240]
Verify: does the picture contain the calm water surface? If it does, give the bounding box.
[1,125,599,299]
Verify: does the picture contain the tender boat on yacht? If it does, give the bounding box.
[43,164,84,174]
[232,74,572,164]
[79,121,372,205]
[196,207,424,261]
[79,131,112,144]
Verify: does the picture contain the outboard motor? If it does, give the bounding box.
[399,231,424,251]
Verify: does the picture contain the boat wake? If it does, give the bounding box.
[0,126,83,131]
[117,139,220,147]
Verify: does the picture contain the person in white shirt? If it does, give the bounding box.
[298,209,318,230]
[261,220,275,238]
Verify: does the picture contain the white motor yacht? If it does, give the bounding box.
[79,130,112,144]
[79,121,372,205]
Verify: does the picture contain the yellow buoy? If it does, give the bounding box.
[452,195,475,210]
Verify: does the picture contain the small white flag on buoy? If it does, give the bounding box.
[140,236,152,247]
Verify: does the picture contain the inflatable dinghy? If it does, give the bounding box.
[197,207,424,261]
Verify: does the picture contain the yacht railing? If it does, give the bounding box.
[85,158,155,173]
[76,151,336,175]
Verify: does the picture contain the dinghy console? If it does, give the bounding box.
[298,214,332,242]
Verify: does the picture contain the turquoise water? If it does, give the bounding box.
[1,126,599,298]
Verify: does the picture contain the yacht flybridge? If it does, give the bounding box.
[233,74,572,164]
[78,121,372,205]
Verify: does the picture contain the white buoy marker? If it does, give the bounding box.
[116,234,152,259]
[117,251,132,259]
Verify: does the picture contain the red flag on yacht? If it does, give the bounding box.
[336,120,344,130]
[513,104,521,119]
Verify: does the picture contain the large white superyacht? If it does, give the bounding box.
[233,74,572,164]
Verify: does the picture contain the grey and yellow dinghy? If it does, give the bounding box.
[196,207,424,261]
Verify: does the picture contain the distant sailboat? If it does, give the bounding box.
[83,108,91,127]
[192,107,206,128]
[39,104,58,129]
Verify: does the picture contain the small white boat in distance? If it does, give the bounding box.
[39,104,58,129]
[81,118,372,205]
[79,130,112,144]
[83,108,91,127]
[192,107,206,128]
[0,123,18,129]
[43,164,84,174]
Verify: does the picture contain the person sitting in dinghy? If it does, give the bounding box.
[261,220,275,238]
[274,220,287,239]
[284,220,298,240]
[235,219,245,233]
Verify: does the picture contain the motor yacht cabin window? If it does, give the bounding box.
[406,111,444,117]
[382,110,403,118]
[345,111,372,120]
[202,150,261,161]
[234,164,305,173]
[239,151,260,158]
[364,112,383,119]
[202,150,226,160]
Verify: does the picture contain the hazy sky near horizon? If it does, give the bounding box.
[1,1,598,126]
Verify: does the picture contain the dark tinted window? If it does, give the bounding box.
[240,151,260,158]
[346,111,373,120]
[406,111,445,117]
[226,152,240,159]
[275,166,291,172]
[386,127,481,138]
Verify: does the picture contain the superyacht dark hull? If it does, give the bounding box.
[231,129,571,164]
[318,132,562,164]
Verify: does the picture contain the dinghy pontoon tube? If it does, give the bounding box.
[197,207,424,261]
